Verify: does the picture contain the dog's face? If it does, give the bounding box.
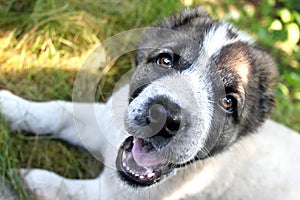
[116,7,277,187]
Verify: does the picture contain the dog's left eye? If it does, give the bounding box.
[220,95,237,114]
[156,53,173,68]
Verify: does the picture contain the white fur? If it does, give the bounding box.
[1,86,300,200]
[201,23,253,58]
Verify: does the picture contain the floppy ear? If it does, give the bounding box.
[253,48,278,121]
[239,47,278,135]
[214,41,278,127]
[158,7,212,29]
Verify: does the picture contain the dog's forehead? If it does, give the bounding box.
[137,22,253,89]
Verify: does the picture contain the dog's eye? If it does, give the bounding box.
[156,53,173,68]
[220,95,237,113]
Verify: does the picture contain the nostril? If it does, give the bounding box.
[166,116,181,132]
[148,104,167,123]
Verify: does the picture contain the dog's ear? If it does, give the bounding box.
[158,7,212,29]
[252,48,278,120]
[215,41,278,127]
[239,47,278,135]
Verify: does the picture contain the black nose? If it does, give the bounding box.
[147,102,182,138]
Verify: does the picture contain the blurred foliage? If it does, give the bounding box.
[0,0,299,199]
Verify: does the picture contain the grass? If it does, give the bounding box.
[0,115,29,199]
[0,0,299,199]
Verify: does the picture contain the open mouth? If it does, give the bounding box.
[116,136,174,187]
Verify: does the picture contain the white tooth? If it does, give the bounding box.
[135,174,139,177]
[122,162,127,167]
[126,166,130,171]
[139,175,145,179]
[122,151,126,160]
[147,172,155,179]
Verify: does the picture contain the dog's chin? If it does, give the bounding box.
[116,136,180,187]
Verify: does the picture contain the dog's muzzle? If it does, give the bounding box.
[116,85,186,187]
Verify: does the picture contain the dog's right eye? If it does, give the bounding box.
[156,53,173,68]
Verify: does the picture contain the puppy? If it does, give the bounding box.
[1,7,300,200]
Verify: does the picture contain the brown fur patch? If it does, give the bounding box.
[217,42,251,86]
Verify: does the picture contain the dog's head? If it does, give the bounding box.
[116,7,278,187]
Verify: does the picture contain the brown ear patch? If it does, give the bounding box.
[215,42,252,92]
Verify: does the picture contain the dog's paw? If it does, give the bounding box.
[0,90,23,110]
[0,90,29,130]
[0,90,25,103]
[0,90,18,105]
[19,169,71,200]
[19,169,95,200]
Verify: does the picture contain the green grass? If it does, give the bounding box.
[0,115,29,200]
[0,0,299,199]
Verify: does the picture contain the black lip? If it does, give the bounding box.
[116,136,173,187]
[118,167,161,187]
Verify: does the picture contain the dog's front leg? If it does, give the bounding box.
[0,85,129,152]
[0,90,110,152]
[20,169,102,200]
[20,166,128,200]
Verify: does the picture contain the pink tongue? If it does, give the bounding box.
[132,138,164,167]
